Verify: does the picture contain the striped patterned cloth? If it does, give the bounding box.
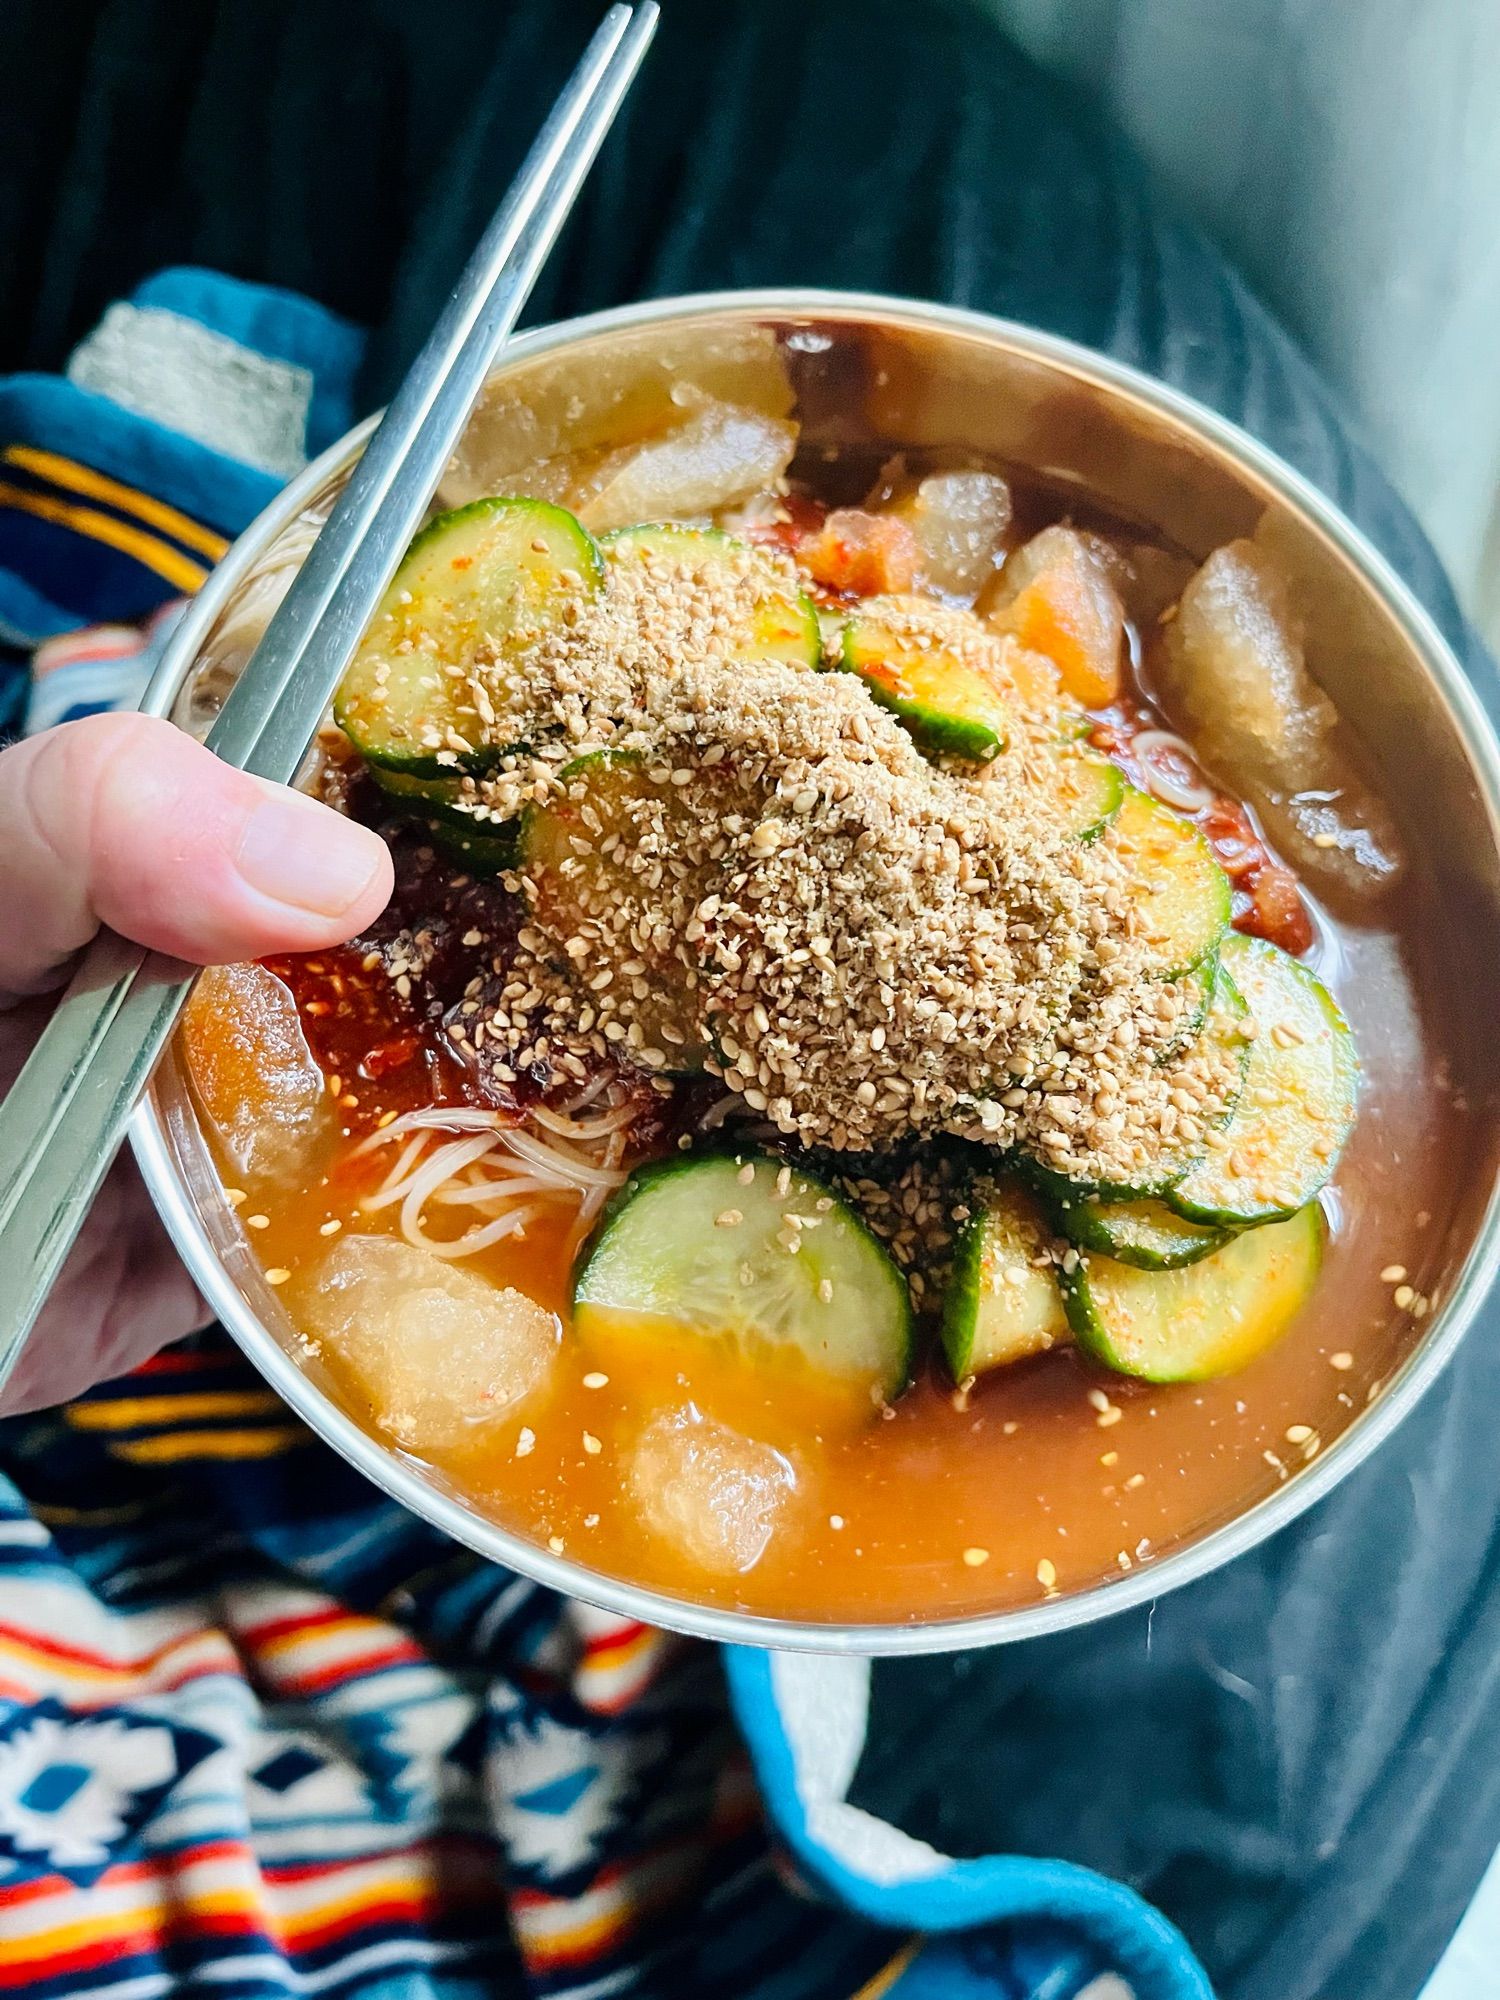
[0,1337,901,1999]
[0,271,1211,2000]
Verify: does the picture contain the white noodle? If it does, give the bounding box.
[350,1093,638,1261]
[1132,728,1216,813]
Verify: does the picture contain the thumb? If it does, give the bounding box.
[0,712,393,997]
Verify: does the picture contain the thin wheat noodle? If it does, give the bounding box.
[498,1124,628,1191]
[1132,728,1215,812]
[429,1175,558,1206]
[406,1203,545,1259]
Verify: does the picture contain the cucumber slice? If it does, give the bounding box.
[1024,964,1250,1202]
[941,1180,1070,1381]
[1107,785,1230,978]
[1038,749,1125,843]
[422,816,516,878]
[371,765,481,831]
[1167,934,1358,1226]
[1049,1193,1229,1270]
[335,498,603,776]
[1060,1202,1323,1381]
[841,599,1012,761]
[518,748,717,1070]
[603,523,821,669]
[1155,957,1217,1065]
[573,1150,913,1403]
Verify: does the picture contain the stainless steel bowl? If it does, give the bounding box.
[131,291,1500,1654]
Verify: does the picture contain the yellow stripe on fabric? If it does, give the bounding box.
[849,1938,922,2000]
[0,1870,428,1962]
[0,480,209,592]
[67,1389,285,1430]
[114,1425,308,1464]
[30,1497,166,1527]
[4,445,230,559]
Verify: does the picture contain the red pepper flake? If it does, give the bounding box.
[361,1034,422,1081]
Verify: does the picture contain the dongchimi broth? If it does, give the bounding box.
[176,325,1471,1622]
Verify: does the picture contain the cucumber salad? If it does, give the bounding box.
[183,325,1411,1613]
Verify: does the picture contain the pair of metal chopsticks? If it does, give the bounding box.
[0,3,659,1392]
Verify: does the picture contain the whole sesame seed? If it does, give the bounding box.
[1035,1557,1057,1588]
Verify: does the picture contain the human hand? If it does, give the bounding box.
[0,711,392,1414]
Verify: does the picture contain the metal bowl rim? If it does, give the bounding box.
[130,286,1500,1655]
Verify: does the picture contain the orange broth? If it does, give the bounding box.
[178,471,1470,1626]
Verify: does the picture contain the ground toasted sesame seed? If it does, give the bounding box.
[417,547,1235,1170]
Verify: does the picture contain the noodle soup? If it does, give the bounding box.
[172,312,1487,1626]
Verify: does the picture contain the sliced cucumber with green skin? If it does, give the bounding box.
[573,1150,913,1403]
[518,748,716,1071]
[422,816,517,878]
[335,498,604,777]
[1108,785,1230,978]
[1167,933,1358,1227]
[1049,1192,1229,1270]
[1024,965,1251,1203]
[603,523,821,669]
[1060,1201,1322,1381]
[1038,749,1125,843]
[941,1180,1070,1381]
[841,602,1012,761]
[371,764,483,831]
[1155,957,1217,1066]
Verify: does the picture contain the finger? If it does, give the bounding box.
[0,713,393,995]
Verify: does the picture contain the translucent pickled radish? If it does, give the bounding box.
[627,1407,796,1576]
[1157,539,1402,886]
[903,471,1012,599]
[1159,540,1334,785]
[576,400,798,533]
[298,1236,558,1450]
[182,962,332,1183]
[441,325,794,508]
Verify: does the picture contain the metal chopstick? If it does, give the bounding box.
[0,1,658,1392]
